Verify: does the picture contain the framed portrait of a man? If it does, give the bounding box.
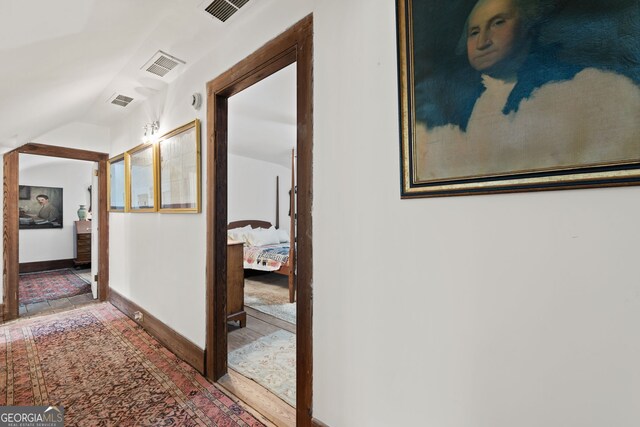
[19,185,63,229]
[397,0,640,197]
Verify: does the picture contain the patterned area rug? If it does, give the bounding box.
[228,330,296,407]
[244,274,296,325]
[19,269,91,305]
[0,303,264,426]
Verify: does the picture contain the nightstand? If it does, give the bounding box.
[74,220,91,267]
[227,240,246,327]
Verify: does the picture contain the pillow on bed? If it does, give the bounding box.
[246,227,280,247]
[227,225,251,243]
[276,228,290,243]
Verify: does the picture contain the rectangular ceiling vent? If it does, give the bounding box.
[204,0,250,23]
[108,93,134,107]
[141,50,186,78]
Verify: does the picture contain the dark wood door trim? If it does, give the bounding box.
[2,143,110,321]
[205,14,314,426]
[3,151,20,321]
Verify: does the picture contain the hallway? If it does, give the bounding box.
[0,303,271,426]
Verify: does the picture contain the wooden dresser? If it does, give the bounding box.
[227,240,246,327]
[74,221,91,267]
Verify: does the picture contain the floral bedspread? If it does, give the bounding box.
[243,243,290,271]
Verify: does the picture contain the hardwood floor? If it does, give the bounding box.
[228,306,295,351]
[218,370,295,427]
[227,306,296,426]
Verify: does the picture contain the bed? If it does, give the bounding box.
[227,149,297,303]
[228,219,295,303]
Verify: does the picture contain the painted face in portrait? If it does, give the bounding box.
[466,0,527,76]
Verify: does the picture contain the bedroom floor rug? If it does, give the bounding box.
[0,303,264,427]
[228,330,296,407]
[19,269,91,305]
[244,275,296,325]
[73,268,92,284]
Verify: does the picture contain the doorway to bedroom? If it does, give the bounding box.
[226,62,298,422]
[205,15,313,427]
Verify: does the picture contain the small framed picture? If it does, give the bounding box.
[156,119,201,213]
[126,143,157,212]
[108,154,126,212]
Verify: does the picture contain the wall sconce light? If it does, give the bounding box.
[143,121,160,142]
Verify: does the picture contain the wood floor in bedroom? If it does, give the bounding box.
[225,306,296,427]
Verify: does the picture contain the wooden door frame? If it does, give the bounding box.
[205,15,313,426]
[3,143,110,321]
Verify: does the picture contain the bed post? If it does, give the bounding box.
[289,149,296,303]
[276,176,280,229]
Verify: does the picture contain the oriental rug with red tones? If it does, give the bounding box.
[0,303,264,427]
[19,269,91,305]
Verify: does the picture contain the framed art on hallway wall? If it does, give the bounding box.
[397,0,640,198]
[108,153,126,212]
[18,185,63,229]
[126,143,157,212]
[156,119,201,213]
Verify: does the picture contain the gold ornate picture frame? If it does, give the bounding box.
[125,143,157,212]
[156,119,201,213]
[107,153,126,212]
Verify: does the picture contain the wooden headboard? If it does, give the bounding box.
[228,220,273,229]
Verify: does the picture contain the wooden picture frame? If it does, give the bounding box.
[397,0,640,198]
[156,119,201,213]
[107,154,126,212]
[125,143,157,212]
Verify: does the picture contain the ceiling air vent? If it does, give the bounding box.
[108,94,134,107]
[204,0,250,22]
[228,0,249,8]
[141,50,186,78]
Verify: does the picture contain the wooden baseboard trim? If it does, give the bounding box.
[19,259,76,273]
[109,289,205,374]
[312,418,330,427]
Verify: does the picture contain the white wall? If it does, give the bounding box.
[228,154,291,228]
[32,121,111,153]
[108,90,208,348]
[18,155,94,263]
[312,0,640,426]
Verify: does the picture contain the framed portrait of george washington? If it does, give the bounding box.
[397,0,640,198]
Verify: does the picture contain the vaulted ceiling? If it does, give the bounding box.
[0,0,295,162]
